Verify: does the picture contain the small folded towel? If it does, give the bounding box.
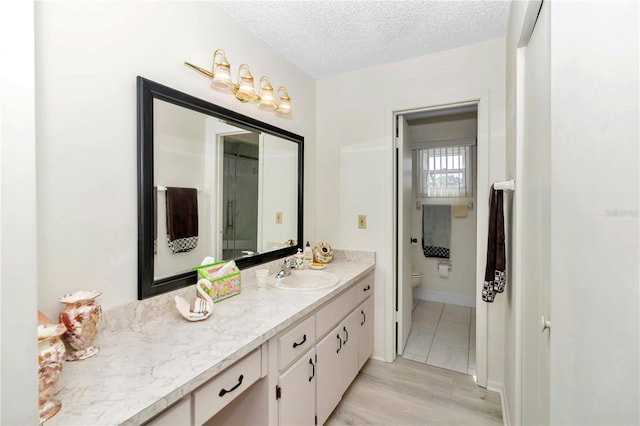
[422,205,452,259]
[482,186,506,303]
[165,187,199,254]
[452,204,468,218]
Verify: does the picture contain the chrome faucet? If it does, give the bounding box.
[275,256,298,278]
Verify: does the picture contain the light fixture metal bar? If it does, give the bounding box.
[184,61,214,79]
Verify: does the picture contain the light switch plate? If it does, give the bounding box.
[276,212,282,224]
[358,215,366,229]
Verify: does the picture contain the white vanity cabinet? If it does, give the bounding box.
[46,260,375,426]
[273,271,375,426]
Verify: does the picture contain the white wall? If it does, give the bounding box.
[548,1,639,423]
[0,1,39,423]
[316,38,506,377]
[410,114,478,306]
[34,2,316,320]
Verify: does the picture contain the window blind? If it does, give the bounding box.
[417,146,474,198]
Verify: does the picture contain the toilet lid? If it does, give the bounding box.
[411,272,423,277]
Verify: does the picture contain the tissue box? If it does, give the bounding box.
[194,261,241,303]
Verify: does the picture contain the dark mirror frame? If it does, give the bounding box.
[137,76,304,300]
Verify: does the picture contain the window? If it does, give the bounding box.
[417,146,474,197]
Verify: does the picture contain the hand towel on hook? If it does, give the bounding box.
[482,186,506,303]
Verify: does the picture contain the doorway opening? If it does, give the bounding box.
[394,101,487,384]
[221,133,259,260]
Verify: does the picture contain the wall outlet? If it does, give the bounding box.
[358,215,367,229]
[275,212,282,224]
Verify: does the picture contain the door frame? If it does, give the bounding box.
[388,90,490,388]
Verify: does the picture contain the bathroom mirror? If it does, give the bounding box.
[137,77,303,299]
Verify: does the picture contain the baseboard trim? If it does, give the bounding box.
[487,380,510,426]
[414,288,475,307]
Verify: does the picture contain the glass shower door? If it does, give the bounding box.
[222,138,259,260]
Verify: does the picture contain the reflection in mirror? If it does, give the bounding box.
[221,133,259,260]
[138,77,303,299]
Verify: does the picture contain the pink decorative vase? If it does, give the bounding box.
[38,323,67,423]
[58,290,102,361]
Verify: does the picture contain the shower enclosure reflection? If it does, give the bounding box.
[222,133,259,260]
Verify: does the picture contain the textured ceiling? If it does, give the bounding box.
[214,0,511,80]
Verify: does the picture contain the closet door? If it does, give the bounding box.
[521,1,551,424]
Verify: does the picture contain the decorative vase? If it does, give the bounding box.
[312,242,334,264]
[58,290,102,361]
[38,322,67,423]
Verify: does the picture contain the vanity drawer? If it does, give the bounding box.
[193,348,261,425]
[145,396,191,426]
[278,314,315,370]
[316,284,359,339]
[358,272,374,302]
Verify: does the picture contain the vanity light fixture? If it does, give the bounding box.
[232,64,258,102]
[257,76,277,110]
[184,49,292,115]
[210,49,233,90]
[276,86,292,116]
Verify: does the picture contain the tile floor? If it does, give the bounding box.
[402,300,476,375]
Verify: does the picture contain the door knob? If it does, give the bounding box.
[410,238,417,244]
[540,315,551,332]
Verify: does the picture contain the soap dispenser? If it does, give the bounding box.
[294,248,304,269]
[303,241,313,268]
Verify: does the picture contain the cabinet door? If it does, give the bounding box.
[339,309,359,388]
[278,348,316,426]
[316,311,359,425]
[316,324,342,425]
[358,296,374,370]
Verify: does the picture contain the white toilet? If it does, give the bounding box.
[410,272,423,288]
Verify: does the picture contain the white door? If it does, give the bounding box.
[396,117,413,355]
[521,1,551,424]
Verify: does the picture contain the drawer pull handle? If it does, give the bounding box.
[292,334,307,348]
[309,358,315,382]
[218,374,244,397]
[361,309,366,326]
[363,284,371,292]
[336,334,342,353]
[343,326,349,344]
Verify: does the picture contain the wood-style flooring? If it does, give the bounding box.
[325,357,503,426]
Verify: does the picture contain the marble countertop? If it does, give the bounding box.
[47,252,374,425]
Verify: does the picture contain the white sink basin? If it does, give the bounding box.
[268,270,339,291]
